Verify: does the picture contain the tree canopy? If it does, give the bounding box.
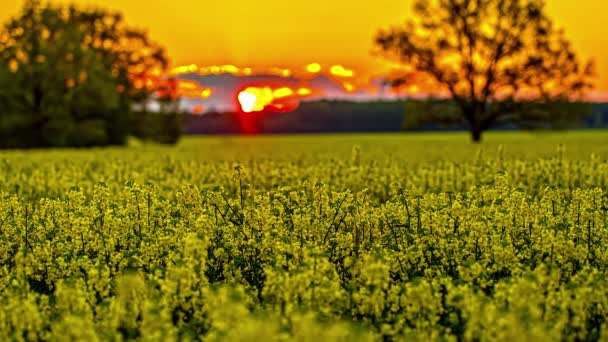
[0,1,180,148]
[375,0,594,142]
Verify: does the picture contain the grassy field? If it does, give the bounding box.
[1,131,608,340]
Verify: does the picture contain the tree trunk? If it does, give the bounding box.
[471,123,482,143]
[464,103,484,143]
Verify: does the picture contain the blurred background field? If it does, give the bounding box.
[2,131,607,202]
[5,130,608,160]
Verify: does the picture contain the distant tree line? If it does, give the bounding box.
[182,99,606,136]
[0,0,181,148]
[403,98,593,131]
[183,101,407,135]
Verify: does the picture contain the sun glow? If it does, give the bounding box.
[171,63,361,81]
[237,91,259,113]
[200,88,212,98]
[297,87,312,96]
[161,62,411,114]
[343,82,355,92]
[307,63,322,73]
[237,85,314,113]
[273,87,293,98]
[172,64,256,76]
[330,65,354,78]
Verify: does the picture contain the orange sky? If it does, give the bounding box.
[2,0,608,92]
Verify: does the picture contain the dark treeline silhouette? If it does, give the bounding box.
[403,99,594,131]
[0,1,181,148]
[183,100,608,135]
[374,0,594,142]
[184,101,405,135]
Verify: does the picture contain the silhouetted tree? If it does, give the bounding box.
[375,0,594,142]
[0,0,179,148]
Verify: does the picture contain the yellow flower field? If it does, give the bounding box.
[0,131,607,341]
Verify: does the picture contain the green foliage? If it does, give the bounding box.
[129,111,182,145]
[0,133,607,340]
[0,1,179,148]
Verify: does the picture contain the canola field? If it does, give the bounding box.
[1,131,608,341]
